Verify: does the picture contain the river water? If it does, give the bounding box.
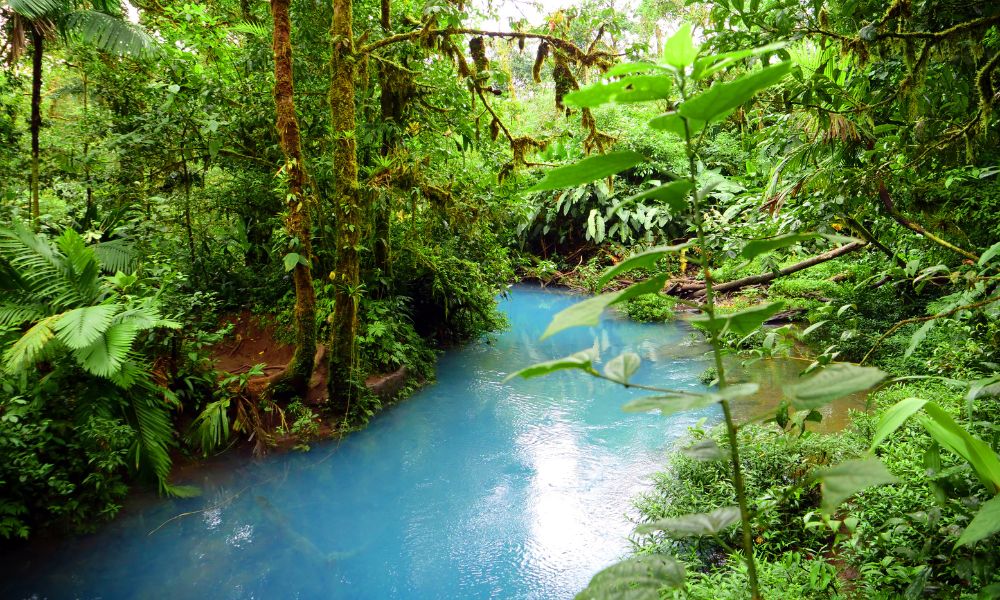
[0,285,861,599]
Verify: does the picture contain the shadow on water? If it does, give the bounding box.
[0,284,864,600]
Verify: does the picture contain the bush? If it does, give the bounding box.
[618,293,677,322]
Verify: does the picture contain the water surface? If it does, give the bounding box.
[2,285,844,599]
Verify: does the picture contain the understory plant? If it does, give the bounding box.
[508,26,999,599]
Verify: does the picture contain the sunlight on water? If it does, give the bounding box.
[4,285,724,599]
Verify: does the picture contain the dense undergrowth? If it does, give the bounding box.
[1,0,999,597]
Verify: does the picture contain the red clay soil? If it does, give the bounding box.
[209,311,329,404]
[209,311,411,406]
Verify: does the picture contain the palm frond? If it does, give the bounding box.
[188,399,231,456]
[64,10,157,58]
[7,0,66,20]
[54,228,101,305]
[93,238,137,274]
[230,20,270,38]
[73,320,138,377]
[0,224,66,300]
[3,314,59,373]
[52,303,119,349]
[0,302,48,327]
[128,393,175,491]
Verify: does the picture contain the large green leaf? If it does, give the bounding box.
[8,0,65,19]
[66,10,158,58]
[53,304,119,350]
[564,72,672,108]
[785,363,887,410]
[620,180,694,213]
[527,151,645,192]
[978,241,1000,267]
[505,348,598,381]
[869,397,928,450]
[541,274,668,340]
[740,233,819,260]
[904,321,934,359]
[661,23,697,69]
[575,555,685,600]
[921,403,1000,492]
[818,458,898,512]
[604,351,641,384]
[3,314,58,373]
[622,384,758,416]
[955,495,1000,547]
[597,241,692,289]
[681,438,726,462]
[679,62,792,124]
[636,506,741,537]
[648,112,705,138]
[690,301,786,337]
[75,321,139,378]
[692,42,786,81]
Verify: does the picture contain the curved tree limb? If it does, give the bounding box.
[861,295,1000,364]
[877,181,979,262]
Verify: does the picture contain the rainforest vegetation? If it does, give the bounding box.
[1,0,999,596]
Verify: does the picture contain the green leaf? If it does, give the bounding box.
[978,241,1000,267]
[620,180,694,213]
[785,363,887,410]
[692,42,786,80]
[869,397,928,450]
[3,315,59,373]
[904,321,934,359]
[75,321,140,378]
[504,348,598,382]
[603,62,665,77]
[661,23,697,69]
[623,384,758,415]
[9,0,64,19]
[283,252,305,272]
[740,233,818,260]
[541,274,668,340]
[690,301,786,337]
[605,351,641,384]
[921,402,1000,491]
[681,438,726,461]
[53,304,119,350]
[597,241,692,289]
[575,555,685,600]
[955,495,1000,547]
[573,74,674,105]
[648,112,705,138]
[818,458,898,513]
[527,151,645,192]
[679,62,792,124]
[636,506,741,537]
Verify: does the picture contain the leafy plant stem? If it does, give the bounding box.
[681,75,762,599]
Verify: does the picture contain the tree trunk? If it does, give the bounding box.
[269,0,317,396]
[877,181,979,262]
[30,26,42,228]
[328,0,365,411]
[688,242,867,298]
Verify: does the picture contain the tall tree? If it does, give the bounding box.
[1,0,154,226]
[269,0,316,396]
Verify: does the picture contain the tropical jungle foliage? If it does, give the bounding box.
[0,0,998,596]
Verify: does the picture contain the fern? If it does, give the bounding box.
[53,304,119,349]
[3,315,59,372]
[129,391,176,492]
[65,10,157,57]
[74,321,139,377]
[93,239,137,274]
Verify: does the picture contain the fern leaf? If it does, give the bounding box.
[53,304,119,349]
[74,320,138,377]
[93,239,137,274]
[64,10,157,58]
[129,394,175,491]
[0,302,48,327]
[3,314,60,373]
[230,20,270,38]
[8,0,65,20]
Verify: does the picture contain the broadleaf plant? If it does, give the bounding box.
[509,25,892,599]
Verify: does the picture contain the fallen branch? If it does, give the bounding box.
[688,242,867,298]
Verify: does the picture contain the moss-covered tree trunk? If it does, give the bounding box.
[269,0,317,396]
[29,26,42,227]
[328,0,364,410]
